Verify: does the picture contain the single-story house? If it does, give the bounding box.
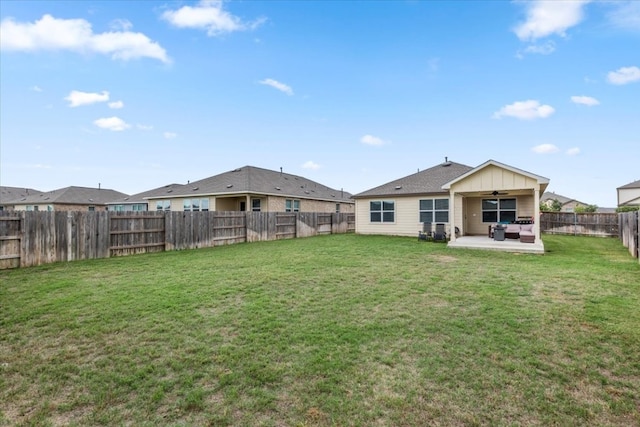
[352,159,549,252]
[143,165,355,213]
[541,191,588,212]
[8,186,129,211]
[0,186,43,211]
[617,180,640,208]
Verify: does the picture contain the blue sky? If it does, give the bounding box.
[1,0,638,207]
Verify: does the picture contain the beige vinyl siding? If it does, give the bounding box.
[356,195,451,237]
[619,188,640,206]
[450,164,539,193]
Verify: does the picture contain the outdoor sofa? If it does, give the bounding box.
[490,223,536,243]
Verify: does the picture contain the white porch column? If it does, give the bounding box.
[246,195,251,211]
[450,190,456,242]
[534,188,540,242]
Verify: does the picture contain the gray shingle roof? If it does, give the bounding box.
[541,192,585,205]
[107,184,183,204]
[147,166,353,203]
[0,186,43,204]
[352,161,473,199]
[618,179,640,190]
[12,186,128,205]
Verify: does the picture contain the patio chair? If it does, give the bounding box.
[418,222,433,241]
[433,223,447,242]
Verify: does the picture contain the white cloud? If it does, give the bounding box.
[492,100,555,120]
[571,95,599,106]
[520,40,556,56]
[30,85,42,92]
[94,116,130,131]
[514,0,590,41]
[259,78,293,96]
[163,132,177,139]
[0,14,170,63]
[532,144,560,154]
[566,147,581,156]
[607,1,640,32]
[137,124,153,131]
[109,19,133,31]
[360,135,386,146]
[302,161,320,170]
[65,90,109,107]
[162,0,266,36]
[607,66,640,85]
[108,100,124,109]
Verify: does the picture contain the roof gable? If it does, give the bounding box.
[442,159,549,190]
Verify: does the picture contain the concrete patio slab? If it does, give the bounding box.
[447,236,545,254]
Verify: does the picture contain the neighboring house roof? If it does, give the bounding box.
[352,161,474,199]
[541,192,586,206]
[442,159,549,190]
[13,186,129,205]
[617,179,640,190]
[0,186,43,204]
[107,184,184,205]
[146,166,353,203]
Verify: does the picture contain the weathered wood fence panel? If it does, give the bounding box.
[0,211,356,269]
[619,211,639,260]
[540,212,619,237]
[0,213,22,269]
[110,212,165,257]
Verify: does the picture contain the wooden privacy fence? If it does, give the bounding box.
[540,212,619,237]
[618,211,639,261]
[0,211,355,269]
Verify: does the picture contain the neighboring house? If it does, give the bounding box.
[144,165,355,213]
[353,158,549,244]
[107,184,184,212]
[9,186,129,211]
[541,192,588,212]
[0,186,43,211]
[617,180,640,208]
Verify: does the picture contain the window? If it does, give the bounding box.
[482,198,516,223]
[252,198,261,212]
[370,200,395,223]
[156,200,171,211]
[286,199,300,212]
[336,203,341,213]
[183,198,209,212]
[26,205,34,211]
[88,206,95,211]
[419,198,449,223]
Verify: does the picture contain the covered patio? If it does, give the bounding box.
[447,235,545,254]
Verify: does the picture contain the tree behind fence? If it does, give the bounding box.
[0,211,355,269]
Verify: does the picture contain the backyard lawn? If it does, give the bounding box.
[1,234,639,426]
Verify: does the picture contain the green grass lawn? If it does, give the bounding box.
[1,234,639,426]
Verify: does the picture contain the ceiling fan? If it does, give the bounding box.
[483,190,509,196]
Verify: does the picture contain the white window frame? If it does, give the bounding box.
[285,199,300,212]
[370,200,395,223]
[419,198,449,223]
